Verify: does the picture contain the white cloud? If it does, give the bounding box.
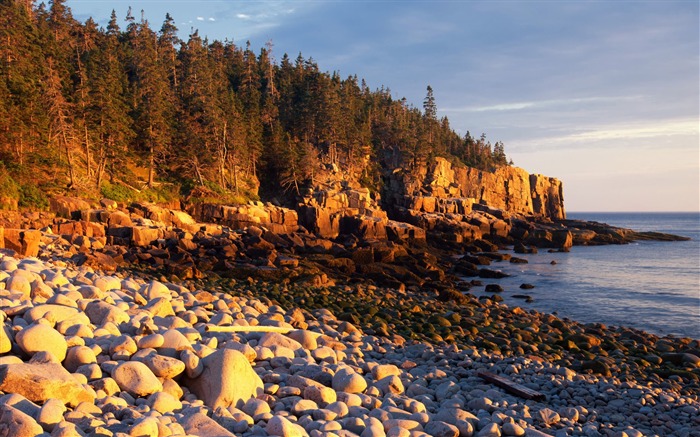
[196,16,204,21]
[237,13,251,20]
[209,17,216,22]
[566,118,698,142]
[443,96,644,113]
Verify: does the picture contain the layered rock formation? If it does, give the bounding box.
[384,157,565,220]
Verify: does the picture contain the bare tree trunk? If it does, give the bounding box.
[148,123,155,188]
[63,130,76,188]
[84,119,91,177]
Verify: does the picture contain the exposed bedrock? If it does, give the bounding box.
[384,157,566,220]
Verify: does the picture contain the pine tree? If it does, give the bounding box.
[130,16,173,187]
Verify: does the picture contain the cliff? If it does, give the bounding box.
[384,157,565,220]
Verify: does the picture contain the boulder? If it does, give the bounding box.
[111,361,163,397]
[0,361,95,407]
[15,324,67,362]
[0,404,44,437]
[3,229,41,258]
[49,196,91,219]
[182,348,263,409]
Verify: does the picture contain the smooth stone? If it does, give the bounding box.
[424,421,459,437]
[0,404,44,437]
[182,348,263,409]
[332,367,368,394]
[137,334,165,349]
[180,412,236,437]
[371,364,401,381]
[375,375,405,395]
[0,324,11,354]
[140,281,172,301]
[257,332,303,351]
[266,415,306,437]
[84,301,129,326]
[242,398,271,418]
[36,398,67,432]
[15,323,67,362]
[286,330,319,350]
[111,361,163,397]
[147,391,183,413]
[5,276,31,297]
[477,423,501,437]
[23,304,80,324]
[64,346,97,373]
[142,352,186,379]
[502,422,526,436]
[304,384,338,407]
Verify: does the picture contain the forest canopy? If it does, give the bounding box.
[0,0,510,207]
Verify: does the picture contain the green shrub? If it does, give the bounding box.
[18,183,49,209]
[0,165,20,210]
[100,181,134,203]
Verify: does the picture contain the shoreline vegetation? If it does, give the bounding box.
[0,197,697,437]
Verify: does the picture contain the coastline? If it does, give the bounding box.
[0,201,698,436]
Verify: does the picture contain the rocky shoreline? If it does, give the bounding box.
[0,198,697,437]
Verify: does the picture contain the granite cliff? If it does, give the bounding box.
[383,157,565,220]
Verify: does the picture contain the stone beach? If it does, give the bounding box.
[0,227,699,437]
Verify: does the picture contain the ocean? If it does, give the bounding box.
[471,212,700,339]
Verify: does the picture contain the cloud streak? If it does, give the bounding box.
[443,96,645,113]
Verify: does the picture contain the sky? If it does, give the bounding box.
[67,0,699,212]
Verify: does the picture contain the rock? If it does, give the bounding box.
[111,361,163,397]
[424,421,459,437]
[304,385,337,407]
[374,375,404,395]
[64,346,97,373]
[5,274,31,296]
[0,361,95,407]
[147,391,182,414]
[0,404,44,437]
[141,281,172,301]
[484,284,503,293]
[0,323,12,354]
[15,324,67,362]
[3,229,41,257]
[332,367,367,394]
[477,422,501,437]
[142,352,186,379]
[502,422,525,436]
[537,408,560,426]
[182,348,263,409]
[36,398,66,432]
[84,301,129,326]
[371,364,401,381]
[180,412,236,437]
[257,332,303,351]
[266,415,306,437]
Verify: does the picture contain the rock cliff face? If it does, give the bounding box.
[384,157,565,220]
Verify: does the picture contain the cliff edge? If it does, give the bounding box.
[383,157,565,220]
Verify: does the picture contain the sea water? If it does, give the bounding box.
[471,212,700,339]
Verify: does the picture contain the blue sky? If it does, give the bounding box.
[68,0,699,212]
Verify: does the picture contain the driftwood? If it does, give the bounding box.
[477,370,546,401]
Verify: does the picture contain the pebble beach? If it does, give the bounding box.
[1,243,698,437]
